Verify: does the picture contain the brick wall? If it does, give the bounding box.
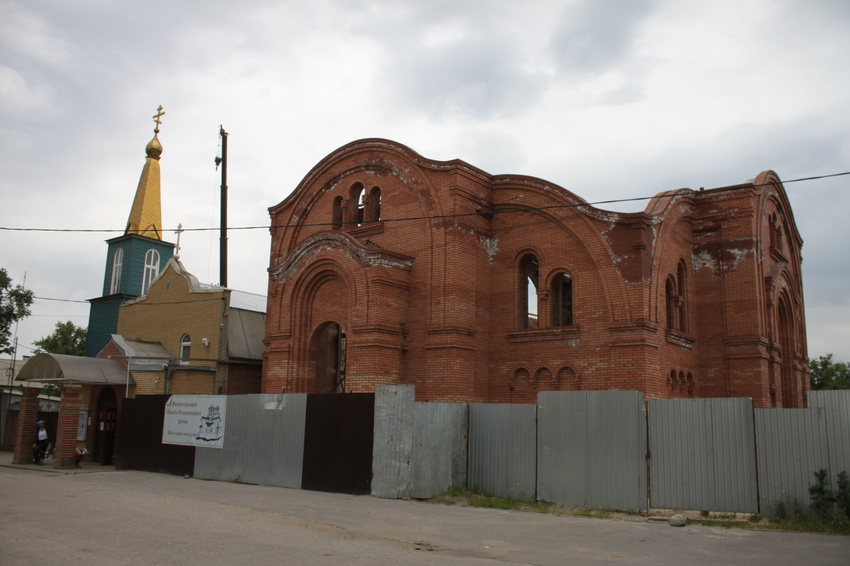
[226,363,262,395]
[263,140,807,408]
[12,387,40,464]
[54,385,82,469]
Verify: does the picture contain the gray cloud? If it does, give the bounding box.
[383,36,547,120]
[2,0,849,362]
[549,0,654,74]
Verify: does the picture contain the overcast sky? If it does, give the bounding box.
[2,0,848,365]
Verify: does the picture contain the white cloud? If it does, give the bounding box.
[2,0,848,363]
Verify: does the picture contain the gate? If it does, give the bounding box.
[301,393,375,494]
[117,394,195,476]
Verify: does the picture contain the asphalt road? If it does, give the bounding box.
[1,462,848,565]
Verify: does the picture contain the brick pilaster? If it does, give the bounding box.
[54,385,82,469]
[12,387,40,464]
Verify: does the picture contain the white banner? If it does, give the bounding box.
[162,395,226,449]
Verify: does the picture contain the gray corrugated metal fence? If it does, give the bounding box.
[183,388,850,514]
[537,391,647,512]
[809,390,850,487]
[371,385,415,499]
[648,398,758,513]
[755,408,829,513]
[194,393,306,488]
[468,403,536,500]
[410,402,468,499]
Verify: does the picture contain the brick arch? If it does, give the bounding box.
[650,214,694,328]
[534,366,553,387]
[271,143,449,263]
[285,262,358,390]
[493,189,625,325]
[776,292,799,407]
[269,144,446,329]
[556,366,579,390]
[510,367,530,390]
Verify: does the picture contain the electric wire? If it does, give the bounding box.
[1,171,847,235]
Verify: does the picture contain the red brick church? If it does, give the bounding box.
[263,139,808,408]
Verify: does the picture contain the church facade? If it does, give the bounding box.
[263,139,808,408]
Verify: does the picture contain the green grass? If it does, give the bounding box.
[426,489,850,535]
[428,489,620,519]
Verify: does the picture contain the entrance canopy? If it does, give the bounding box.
[15,353,133,385]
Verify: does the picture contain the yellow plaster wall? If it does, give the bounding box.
[130,370,168,396]
[170,370,217,395]
[117,264,224,370]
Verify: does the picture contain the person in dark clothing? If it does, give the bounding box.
[33,420,49,464]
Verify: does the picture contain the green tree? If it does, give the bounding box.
[0,268,34,356]
[33,320,88,357]
[810,353,850,390]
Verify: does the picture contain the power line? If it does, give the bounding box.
[34,296,89,304]
[1,171,846,234]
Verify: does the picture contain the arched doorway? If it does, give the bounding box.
[93,387,118,464]
[310,322,347,394]
[777,297,797,408]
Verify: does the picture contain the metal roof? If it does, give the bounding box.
[227,309,266,360]
[230,290,266,313]
[15,353,133,385]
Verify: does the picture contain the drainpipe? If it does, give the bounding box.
[164,361,178,395]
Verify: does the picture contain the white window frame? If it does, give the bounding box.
[180,334,191,365]
[110,248,123,294]
[142,249,160,294]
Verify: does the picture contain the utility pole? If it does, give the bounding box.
[216,126,229,288]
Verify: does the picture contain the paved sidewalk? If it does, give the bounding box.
[2,454,849,566]
[0,448,116,474]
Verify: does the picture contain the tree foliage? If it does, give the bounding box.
[33,320,88,357]
[0,268,34,356]
[809,353,850,390]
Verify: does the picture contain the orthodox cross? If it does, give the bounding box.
[174,223,183,258]
[152,105,165,132]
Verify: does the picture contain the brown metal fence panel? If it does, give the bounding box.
[301,393,375,495]
[117,395,195,476]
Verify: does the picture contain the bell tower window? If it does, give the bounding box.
[142,249,160,294]
[366,186,381,222]
[349,183,365,227]
[110,248,123,294]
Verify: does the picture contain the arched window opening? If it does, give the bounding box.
[687,372,695,397]
[180,334,191,365]
[142,249,160,294]
[519,255,539,329]
[312,322,347,394]
[348,183,365,227]
[534,367,552,389]
[332,196,343,230]
[557,366,578,390]
[678,371,686,394]
[511,368,530,391]
[110,248,123,294]
[665,277,676,329]
[668,370,677,391]
[552,273,573,326]
[770,212,784,253]
[677,261,687,332]
[366,186,381,222]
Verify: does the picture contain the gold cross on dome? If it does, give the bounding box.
[152,105,165,131]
